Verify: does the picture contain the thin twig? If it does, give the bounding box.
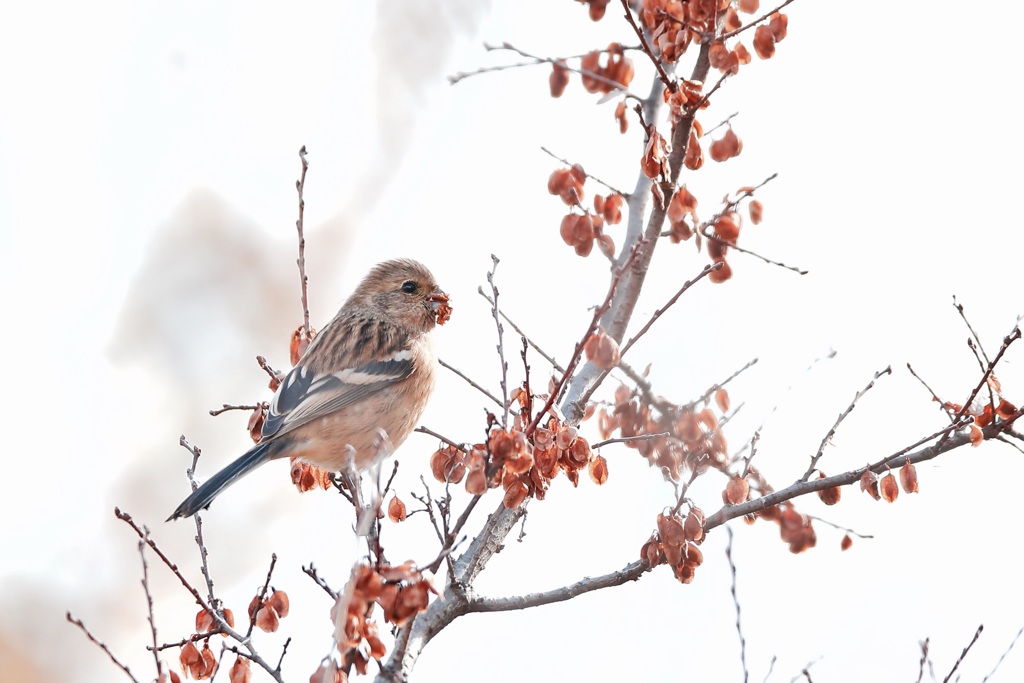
[793,659,819,683]
[448,495,484,551]
[703,112,739,138]
[468,559,649,612]
[801,366,892,481]
[295,146,311,340]
[152,630,228,652]
[575,262,720,413]
[178,436,219,606]
[540,147,629,198]
[256,355,284,383]
[275,638,292,673]
[478,289,564,373]
[381,460,401,499]
[939,327,1021,448]
[66,613,140,683]
[982,624,1024,682]
[687,70,731,114]
[803,514,874,539]
[996,433,1024,455]
[449,42,638,98]
[138,539,163,680]
[620,263,719,358]
[725,529,749,683]
[866,417,974,472]
[700,226,808,277]
[411,480,448,547]
[619,0,676,92]
[672,463,704,515]
[740,430,761,479]
[943,625,984,683]
[592,431,670,449]
[917,637,930,683]
[686,358,759,410]
[907,363,959,422]
[703,411,1005,531]
[533,242,643,433]
[519,337,534,426]
[302,563,339,600]
[956,294,991,364]
[720,0,798,40]
[113,508,285,682]
[209,403,263,417]
[487,255,511,427]
[955,297,997,412]
[439,356,504,408]
[245,554,279,639]
[414,425,468,453]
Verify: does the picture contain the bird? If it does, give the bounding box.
[168,258,450,520]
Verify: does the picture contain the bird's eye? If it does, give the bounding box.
[401,280,418,294]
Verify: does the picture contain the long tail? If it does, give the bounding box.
[167,441,276,520]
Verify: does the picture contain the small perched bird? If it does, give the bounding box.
[168,258,450,520]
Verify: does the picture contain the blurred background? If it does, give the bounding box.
[2,2,1023,681]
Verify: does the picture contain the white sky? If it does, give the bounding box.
[2,2,1023,682]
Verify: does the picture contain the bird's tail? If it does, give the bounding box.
[167,441,276,521]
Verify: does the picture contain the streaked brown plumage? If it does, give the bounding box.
[168,258,448,520]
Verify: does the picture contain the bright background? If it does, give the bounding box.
[2,2,1023,682]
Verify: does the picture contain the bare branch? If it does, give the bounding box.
[940,326,1021,447]
[256,355,283,383]
[245,554,279,639]
[801,366,892,481]
[532,242,643,433]
[740,430,761,479]
[302,563,339,600]
[66,612,140,683]
[703,111,740,138]
[439,356,504,409]
[113,508,285,682]
[619,0,676,91]
[917,637,931,683]
[295,145,311,340]
[592,431,670,449]
[983,624,1024,682]
[469,559,649,612]
[954,297,997,412]
[209,403,263,417]
[804,514,874,540]
[906,362,959,422]
[414,425,468,453]
[686,358,759,410]
[703,228,809,272]
[541,146,629,198]
[720,0,799,40]
[177,436,220,605]
[478,288,564,373]
[726,528,749,683]
[943,625,984,683]
[621,263,719,359]
[955,296,991,364]
[574,262,720,413]
[449,42,638,98]
[705,412,1015,531]
[138,540,163,680]
[487,255,511,427]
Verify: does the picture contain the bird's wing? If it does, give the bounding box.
[261,349,415,441]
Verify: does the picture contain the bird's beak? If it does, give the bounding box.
[428,289,452,325]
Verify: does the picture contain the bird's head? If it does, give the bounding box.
[353,258,451,333]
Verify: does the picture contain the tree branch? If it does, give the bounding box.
[468,559,649,612]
